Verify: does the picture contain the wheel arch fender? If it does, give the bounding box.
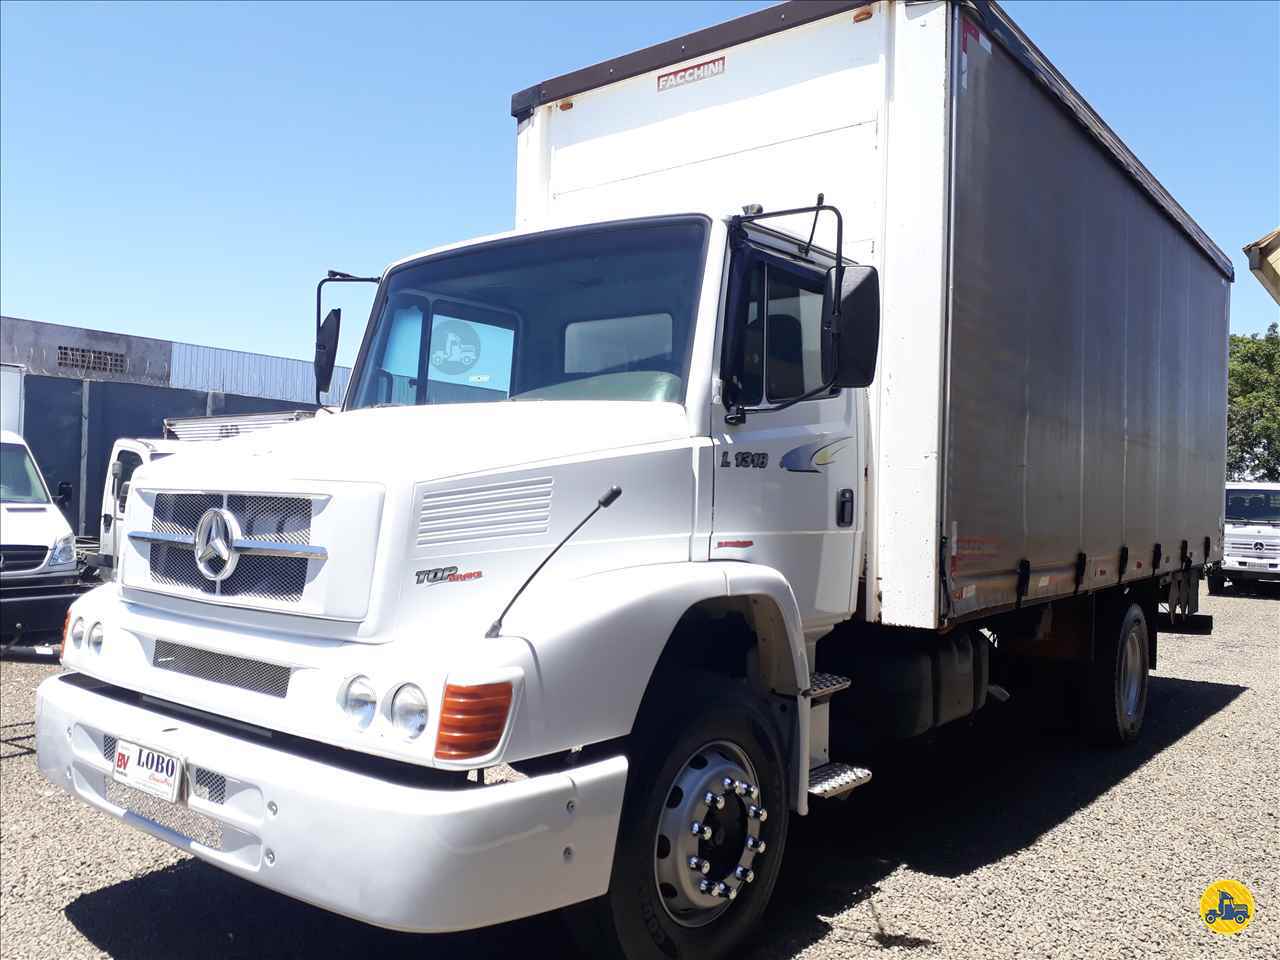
[501,561,812,810]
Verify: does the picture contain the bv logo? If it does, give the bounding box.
[1200,879,1255,934]
[115,751,129,771]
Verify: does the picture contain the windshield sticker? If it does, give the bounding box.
[657,56,725,92]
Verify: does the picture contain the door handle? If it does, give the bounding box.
[837,489,854,527]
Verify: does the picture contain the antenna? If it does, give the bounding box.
[485,485,622,638]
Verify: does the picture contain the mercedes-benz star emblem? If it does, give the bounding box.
[1255,542,1266,552]
[194,508,241,582]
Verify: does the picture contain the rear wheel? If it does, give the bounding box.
[567,677,789,960]
[1083,602,1149,745]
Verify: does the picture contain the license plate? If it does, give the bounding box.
[111,739,184,803]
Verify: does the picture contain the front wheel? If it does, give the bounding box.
[1206,572,1226,596]
[1205,911,1218,924]
[567,677,789,960]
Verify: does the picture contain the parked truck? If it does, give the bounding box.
[1209,481,1280,593]
[36,3,1230,957]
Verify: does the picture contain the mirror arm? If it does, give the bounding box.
[315,271,379,404]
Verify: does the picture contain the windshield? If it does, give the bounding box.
[1225,488,1280,524]
[0,442,50,504]
[348,218,708,409]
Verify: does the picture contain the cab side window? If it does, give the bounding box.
[114,451,144,513]
[734,259,828,406]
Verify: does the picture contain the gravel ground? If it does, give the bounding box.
[2,585,1276,959]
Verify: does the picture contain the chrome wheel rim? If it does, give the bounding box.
[1120,623,1143,720]
[653,740,766,928]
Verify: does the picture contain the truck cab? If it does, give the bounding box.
[94,438,183,578]
[0,429,83,644]
[1210,482,1280,593]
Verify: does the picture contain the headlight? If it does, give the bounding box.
[71,618,85,648]
[390,683,429,739]
[50,534,76,565]
[342,676,377,730]
[87,622,104,654]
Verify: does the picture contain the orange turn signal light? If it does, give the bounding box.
[435,682,513,761]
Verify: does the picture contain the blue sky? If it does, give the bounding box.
[2,0,1276,369]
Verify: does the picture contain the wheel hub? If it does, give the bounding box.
[1120,622,1143,719]
[654,740,767,928]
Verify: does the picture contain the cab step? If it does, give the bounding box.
[807,762,872,799]
[808,672,851,701]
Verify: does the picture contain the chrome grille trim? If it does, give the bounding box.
[152,638,291,698]
[417,476,553,547]
[139,493,319,602]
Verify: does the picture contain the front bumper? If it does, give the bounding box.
[0,570,91,640]
[1221,557,1280,582]
[36,673,628,932]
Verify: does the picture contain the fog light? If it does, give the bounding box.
[390,683,429,739]
[342,676,376,730]
[71,618,85,648]
[87,623,104,654]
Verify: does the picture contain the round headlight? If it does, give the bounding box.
[71,618,86,648]
[390,683,429,740]
[342,676,377,730]
[87,623,104,654]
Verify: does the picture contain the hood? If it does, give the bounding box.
[135,401,691,490]
[0,502,72,546]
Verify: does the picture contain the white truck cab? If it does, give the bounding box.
[35,4,1231,957]
[1209,482,1280,592]
[1,429,82,643]
[94,438,184,578]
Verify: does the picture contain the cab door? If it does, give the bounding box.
[711,245,863,631]
[101,443,145,566]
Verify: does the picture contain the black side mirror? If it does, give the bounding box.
[315,307,341,397]
[825,265,880,389]
[56,480,73,508]
[110,460,122,478]
[118,482,130,507]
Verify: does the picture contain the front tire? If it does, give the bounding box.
[567,676,789,960]
[1083,602,1149,745]
[1206,572,1225,595]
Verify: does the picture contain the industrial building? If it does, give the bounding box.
[0,315,350,537]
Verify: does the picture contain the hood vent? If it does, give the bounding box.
[417,476,553,548]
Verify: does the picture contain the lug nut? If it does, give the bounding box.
[687,855,710,875]
[727,884,739,901]
[735,866,755,883]
[704,791,726,810]
[698,878,711,894]
[748,784,760,801]
[733,780,748,796]
[722,776,735,790]
[691,820,712,840]
[712,881,728,898]
[749,805,768,822]
[745,836,766,854]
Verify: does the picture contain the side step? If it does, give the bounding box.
[807,762,872,800]
[808,672,851,700]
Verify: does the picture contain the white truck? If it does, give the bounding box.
[1209,482,1280,592]
[37,3,1230,957]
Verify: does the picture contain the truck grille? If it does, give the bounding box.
[0,545,48,572]
[1226,538,1280,560]
[147,493,312,602]
[152,638,291,698]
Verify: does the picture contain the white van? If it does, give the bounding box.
[1,429,84,644]
[93,438,184,578]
